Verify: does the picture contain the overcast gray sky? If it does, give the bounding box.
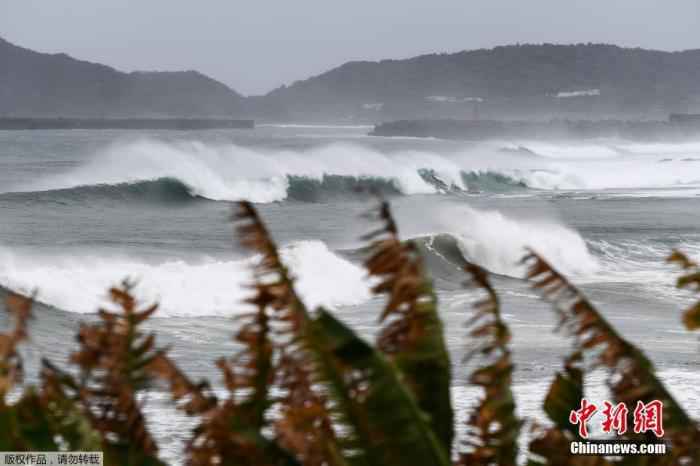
[2,0,699,96]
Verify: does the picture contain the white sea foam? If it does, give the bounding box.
[0,241,372,316]
[576,238,700,302]
[15,139,465,202]
[399,203,598,278]
[451,207,598,278]
[12,137,700,201]
[466,141,700,191]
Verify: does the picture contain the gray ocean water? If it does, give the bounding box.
[1,126,700,462]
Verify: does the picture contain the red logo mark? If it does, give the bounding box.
[569,398,598,438]
[633,400,664,438]
[601,401,628,435]
[568,399,665,439]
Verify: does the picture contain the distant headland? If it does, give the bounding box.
[2,36,700,122]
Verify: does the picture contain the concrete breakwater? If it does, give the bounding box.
[0,118,255,130]
[370,116,700,141]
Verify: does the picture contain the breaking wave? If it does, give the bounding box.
[484,140,700,191]
[0,241,373,317]
[8,137,700,205]
[0,178,199,205]
[11,139,467,203]
[418,209,598,279]
[0,137,529,203]
[0,173,523,205]
[397,204,599,279]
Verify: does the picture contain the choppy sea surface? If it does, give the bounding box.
[1,125,700,461]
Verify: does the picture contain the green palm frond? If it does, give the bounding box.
[524,251,700,463]
[459,263,520,466]
[526,352,614,466]
[309,309,451,466]
[233,201,349,466]
[362,202,454,455]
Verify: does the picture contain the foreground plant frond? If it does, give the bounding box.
[524,251,700,463]
[528,352,611,466]
[0,293,65,452]
[668,250,700,330]
[230,201,452,466]
[458,263,520,466]
[8,201,700,466]
[42,282,165,465]
[0,292,33,401]
[363,201,454,454]
[164,201,338,466]
[233,201,348,466]
[308,309,451,466]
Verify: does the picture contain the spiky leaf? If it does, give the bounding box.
[525,250,700,463]
[310,309,451,466]
[459,262,521,466]
[363,202,453,455]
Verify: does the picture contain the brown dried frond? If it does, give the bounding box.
[65,282,161,457]
[221,292,275,401]
[459,263,520,466]
[186,400,277,466]
[147,353,217,416]
[528,422,611,466]
[170,202,290,466]
[232,201,306,389]
[209,285,275,433]
[274,351,343,466]
[362,201,454,455]
[234,202,286,277]
[234,202,304,330]
[228,201,344,465]
[363,201,432,354]
[0,292,33,400]
[524,250,700,462]
[668,249,700,330]
[172,267,280,465]
[463,263,510,356]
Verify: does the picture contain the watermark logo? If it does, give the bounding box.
[569,398,664,439]
[568,399,666,456]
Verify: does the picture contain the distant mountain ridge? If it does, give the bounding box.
[2,38,700,121]
[262,43,700,121]
[0,37,246,117]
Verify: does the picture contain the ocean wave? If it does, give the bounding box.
[447,205,597,278]
[1,139,532,203]
[459,171,528,193]
[389,203,598,279]
[11,139,466,203]
[2,170,525,209]
[9,137,700,205]
[0,178,200,205]
[0,176,404,205]
[481,140,700,191]
[0,240,373,317]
